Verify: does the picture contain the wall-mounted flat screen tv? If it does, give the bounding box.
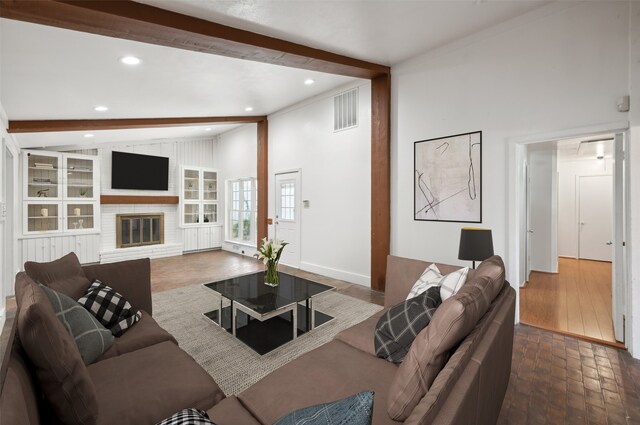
[111,151,169,191]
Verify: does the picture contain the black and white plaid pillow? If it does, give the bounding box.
[155,408,216,425]
[374,286,441,363]
[77,280,142,337]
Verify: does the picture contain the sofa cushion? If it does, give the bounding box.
[96,311,178,361]
[406,265,468,301]
[78,280,142,336]
[273,391,374,425]
[24,252,91,300]
[375,286,441,363]
[207,396,261,425]
[15,273,98,425]
[89,341,224,425]
[239,340,399,425]
[334,309,386,356]
[384,255,462,309]
[156,408,216,425]
[387,279,493,421]
[467,255,506,302]
[40,284,114,365]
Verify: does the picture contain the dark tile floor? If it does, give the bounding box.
[499,325,640,425]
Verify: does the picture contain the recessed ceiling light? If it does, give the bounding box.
[84,133,94,138]
[120,56,141,65]
[304,78,315,85]
[245,106,253,112]
[94,105,109,112]
[205,127,212,132]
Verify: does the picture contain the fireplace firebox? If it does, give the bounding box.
[116,213,164,248]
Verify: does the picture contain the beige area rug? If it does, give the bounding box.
[152,283,383,396]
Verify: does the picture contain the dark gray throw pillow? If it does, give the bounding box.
[273,391,374,425]
[374,286,441,363]
[39,284,114,365]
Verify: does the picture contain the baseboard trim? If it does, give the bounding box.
[299,261,370,287]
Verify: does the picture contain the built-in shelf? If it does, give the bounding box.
[101,195,180,204]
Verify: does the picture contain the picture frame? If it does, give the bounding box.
[414,131,482,223]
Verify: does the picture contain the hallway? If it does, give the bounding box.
[520,257,622,347]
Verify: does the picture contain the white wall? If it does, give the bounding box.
[217,81,372,285]
[216,124,258,256]
[99,138,217,253]
[527,146,558,273]
[558,156,612,258]
[268,81,371,286]
[627,0,640,357]
[391,1,632,350]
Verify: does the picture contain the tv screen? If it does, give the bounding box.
[111,151,169,191]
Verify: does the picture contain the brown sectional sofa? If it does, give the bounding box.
[205,255,516,425]
[1,253,515,425]
[1,255,225,425]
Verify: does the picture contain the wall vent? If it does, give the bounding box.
[333,88,358,132]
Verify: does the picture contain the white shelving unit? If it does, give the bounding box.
[20,150,101,265]
[180,166,221,251]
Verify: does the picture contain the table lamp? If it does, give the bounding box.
[458,228,494,269]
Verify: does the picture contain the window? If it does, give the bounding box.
[228,178,256,243]
[279,181,295,221]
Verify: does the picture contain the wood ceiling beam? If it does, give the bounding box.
[7,116,267,133]
[0,0,390,80]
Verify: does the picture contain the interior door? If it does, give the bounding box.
[612,132,625,342]
[274,171,301,268]
[525,162,532,281]
[578,175,613,261]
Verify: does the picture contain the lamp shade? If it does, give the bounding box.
[458,228,494,262]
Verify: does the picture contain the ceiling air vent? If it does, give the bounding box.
[334,87,358,132]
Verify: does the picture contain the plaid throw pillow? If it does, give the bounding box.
[156,408,216,425]
[375,286,441,363]
[274,391,374,425]
[77,280,142,337]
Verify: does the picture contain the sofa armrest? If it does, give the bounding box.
[82,258,153,316]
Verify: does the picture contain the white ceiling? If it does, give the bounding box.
[1,1,548,148]
[138,0,548,66]
[557,135,614,160]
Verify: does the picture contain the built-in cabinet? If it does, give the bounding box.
[21,150,100,265]
[180,166,221,251]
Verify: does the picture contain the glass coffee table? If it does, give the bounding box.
[203,271,335,355]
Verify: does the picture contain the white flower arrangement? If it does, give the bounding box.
[255,238,288,264]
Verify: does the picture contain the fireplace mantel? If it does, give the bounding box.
[101,195,179,204]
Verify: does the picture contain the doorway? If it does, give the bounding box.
[274,170,301,268]
[520,133,625,347]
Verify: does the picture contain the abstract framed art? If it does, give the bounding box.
[414,131,482,223]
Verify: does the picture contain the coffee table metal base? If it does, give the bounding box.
[204,304,334,355]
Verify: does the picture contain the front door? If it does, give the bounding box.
[274,171,301,268]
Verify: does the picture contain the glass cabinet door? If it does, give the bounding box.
[65,203,95,231]
[25,152,61,199]
[203,203,217,224]
[184,204,200,224]
[203,171,217,201]
[184,169,200,200]
[25,202,60,233]
[65,157,95,199]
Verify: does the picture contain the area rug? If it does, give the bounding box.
[152,283,383,395]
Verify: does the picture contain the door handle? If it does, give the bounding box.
[527,230,534,233]
[606,241,613,245]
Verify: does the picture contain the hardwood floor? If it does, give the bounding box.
[151,250,385,306]
[520,257,622,347]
